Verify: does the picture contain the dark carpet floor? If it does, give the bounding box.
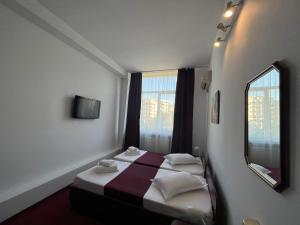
[1,188,104,225]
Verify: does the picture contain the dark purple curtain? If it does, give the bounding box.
[171,68,195,154]
[123,72,142,150]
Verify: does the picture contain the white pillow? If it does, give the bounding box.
[152,172,207,200]
[98,159,116,167]
[164,153,200,165]
[250,163,272,174]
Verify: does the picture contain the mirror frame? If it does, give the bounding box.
[245,61,289,192]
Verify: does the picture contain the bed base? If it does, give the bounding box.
[69,186,174,225]
[204,157,217,225]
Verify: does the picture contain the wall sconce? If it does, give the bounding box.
[224,1,242,18]
[214,37,225,47]
[217,23,232,32]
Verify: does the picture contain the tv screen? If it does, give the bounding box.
[73,95,101,119]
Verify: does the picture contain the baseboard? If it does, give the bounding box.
[0,148,123,223]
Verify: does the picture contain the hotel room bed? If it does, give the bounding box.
[113,150,205,176]
[70,160,213,225]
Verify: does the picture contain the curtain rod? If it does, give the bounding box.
[131,66,209,74]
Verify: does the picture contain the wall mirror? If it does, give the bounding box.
[245,62,289,191]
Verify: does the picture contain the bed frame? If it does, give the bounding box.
[70,186,173,225]
[204,157,217,224]
[69,161,217,225]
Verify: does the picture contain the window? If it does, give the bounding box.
[140,70,177,153]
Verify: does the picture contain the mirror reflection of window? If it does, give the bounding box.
[247,68,280,182]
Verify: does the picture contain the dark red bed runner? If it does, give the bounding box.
[266,167,281,181]
[134,151,165,168]
[104,163,159,206]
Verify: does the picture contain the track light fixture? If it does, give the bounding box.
[214,1,242,48]
[217,23,232,32]
[224,1,241,18]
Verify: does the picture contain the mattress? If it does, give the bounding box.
[114,150,204,176]
[73,160,212,225]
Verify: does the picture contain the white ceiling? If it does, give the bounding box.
[38,0,224,72]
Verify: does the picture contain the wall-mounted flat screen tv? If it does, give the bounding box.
[72,95,101,119]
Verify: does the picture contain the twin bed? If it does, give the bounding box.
[70,150,217,225]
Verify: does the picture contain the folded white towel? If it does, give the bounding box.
[99,159,116,167]
[127,146,139,153]
[94,165,118,174]
[124,146,140,156]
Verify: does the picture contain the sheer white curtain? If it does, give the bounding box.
[140,70,177,154]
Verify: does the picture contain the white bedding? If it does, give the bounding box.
[73,160,131,195]
[144,169,212,225]
[113,150,204,176]
[114,149,148,161]
[73,161,212,225]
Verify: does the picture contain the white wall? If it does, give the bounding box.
[208,0,300,225]
[193,68,209,156]
[117,77,129,147]
[0,3,122,221]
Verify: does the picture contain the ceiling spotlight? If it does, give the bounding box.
[224,10,234,18]
[217,23,232,32]
[224,1,241,18]
[214,37,224,47]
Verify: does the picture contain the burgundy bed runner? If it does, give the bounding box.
[104,163,159,206]
[134,151,165,168]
